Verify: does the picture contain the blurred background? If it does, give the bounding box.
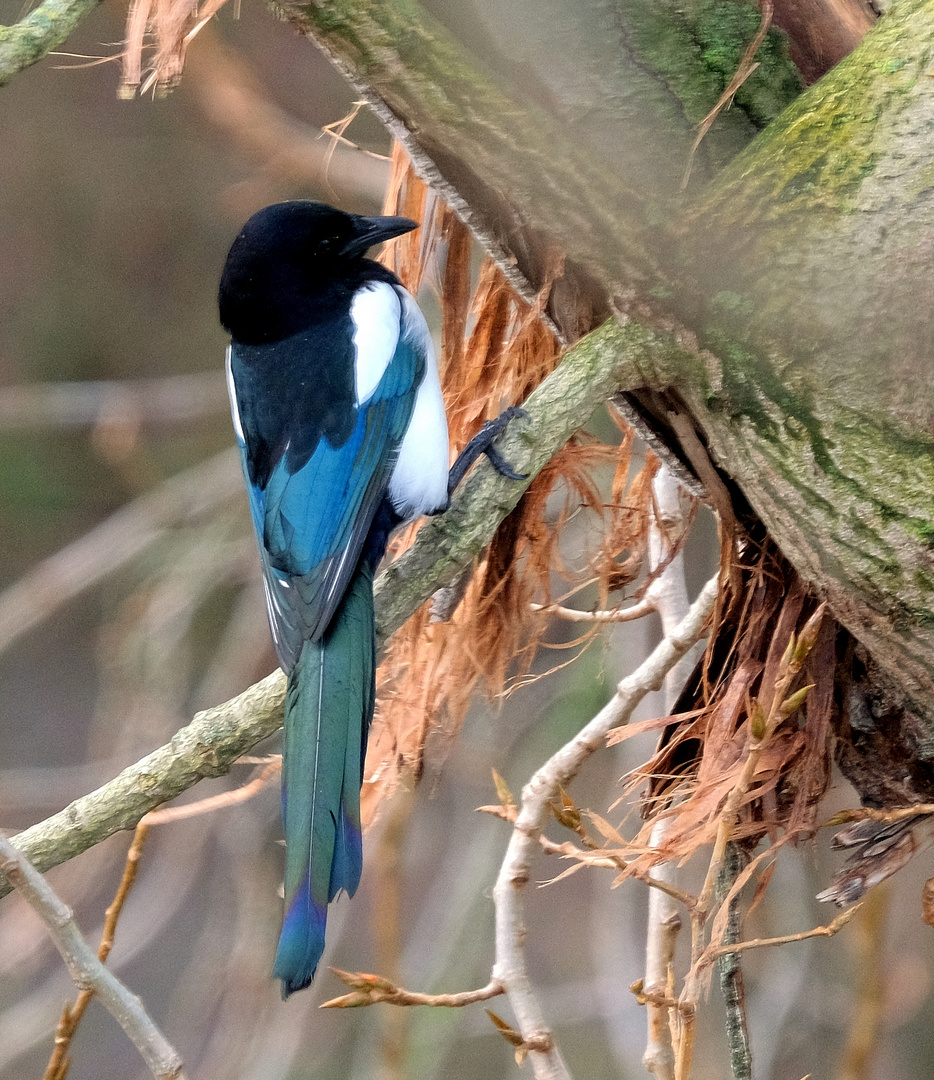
[1,1,933,1077]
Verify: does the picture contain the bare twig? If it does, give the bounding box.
[142,760,281,825]
[43,825,151,1080]
[492,574,719,1080]
[716,843,751,1080]
[676,604,826,1080]
[530,598,655,623]
[643,465,694,1080]
[320,970,504,1010]
[478,802,698,908]
[824,803,934,827]
[644,818,682,1080]
[639,816,678,1080]
[0,833,186,1080]
[703,905,861,961]
[0,668,287,902]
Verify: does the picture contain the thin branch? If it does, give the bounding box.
[530,597,655,623]
[0,668,287,901]
[44,825,151,1080]
[643,465,693,1080]
[0,0,103,87]
[142,760,281,825]
[478,802,698,907]
[320,970,504,1010]
[491,574,719,1080]
[824,803,934,827]
[703,904,861,961]
[1,315,682,899]
[716,843,751,1080]
[643,820,681,1080]
[676,604,826,1080]
[0,833,186,1080]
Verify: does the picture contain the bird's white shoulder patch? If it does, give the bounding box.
[225,345,245,444]
[389,289,450,520]
[351,281,402,404]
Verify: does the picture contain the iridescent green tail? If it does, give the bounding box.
[272,564,374,997]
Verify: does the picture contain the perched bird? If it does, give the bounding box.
[219,201,524,996]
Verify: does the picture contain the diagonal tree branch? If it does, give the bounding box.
[0,0,104,88]
[287,0,934,739]
[492,574,719,1080]
[0,314,691,900]
[0,832,186,1080]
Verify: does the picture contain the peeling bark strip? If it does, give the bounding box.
[292,0,934,732]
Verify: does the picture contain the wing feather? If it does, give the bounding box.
[227,292,426,670]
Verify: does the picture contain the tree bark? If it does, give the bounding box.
[285,0,934,740]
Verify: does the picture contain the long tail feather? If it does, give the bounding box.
[272,564,375,997]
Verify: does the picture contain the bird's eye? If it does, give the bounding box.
[318,236,340,254]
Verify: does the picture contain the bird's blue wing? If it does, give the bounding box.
[227,291,426,669]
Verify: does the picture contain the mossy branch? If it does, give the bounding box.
[0,0,103,87]
[292,0,934,731]
[0,315,689,900]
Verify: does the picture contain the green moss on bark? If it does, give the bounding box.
[0,0,103,86]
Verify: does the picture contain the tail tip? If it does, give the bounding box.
[273,887,327,996]
[278,969,315,999]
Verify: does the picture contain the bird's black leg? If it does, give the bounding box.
[444,405,530,499]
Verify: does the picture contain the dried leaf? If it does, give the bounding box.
[746,859,777,921]
[550,788,582,831]
[492,769,516,814]
[486,1009,525,1048]
[586,811,628,848]
[605,709,706,747]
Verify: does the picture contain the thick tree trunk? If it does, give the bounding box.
[286,0,934,737]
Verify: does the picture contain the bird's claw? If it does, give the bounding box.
[483,441,528,482]
[446,405,530,495]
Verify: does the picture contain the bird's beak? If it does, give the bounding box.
[342,214,419,258]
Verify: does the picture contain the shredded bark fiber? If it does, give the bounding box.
[361,151,663,820]
[616,538,839,872]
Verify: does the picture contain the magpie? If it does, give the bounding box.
[219,200,525,996]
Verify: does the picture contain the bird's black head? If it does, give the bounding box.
[219,201,418,344]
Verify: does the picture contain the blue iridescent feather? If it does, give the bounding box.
[221,202,450,997]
